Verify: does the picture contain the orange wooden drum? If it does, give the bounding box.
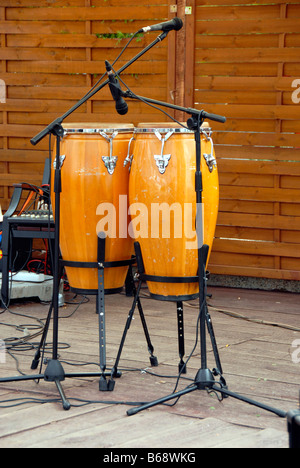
[129,122,219,302]
[52,123,134,294]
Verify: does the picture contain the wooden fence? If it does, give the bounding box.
[1,0,300,282]
[192,0,300,281]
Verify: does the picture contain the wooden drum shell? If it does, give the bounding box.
[129,123,219,302]
[51,123,134,294]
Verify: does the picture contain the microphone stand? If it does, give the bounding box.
[30,32,168,147]
[0,31,169,410]
[111,89,287,420]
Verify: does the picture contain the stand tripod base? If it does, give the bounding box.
[127,368,287,418]
[126,367,218,416]
[0,359,123,410]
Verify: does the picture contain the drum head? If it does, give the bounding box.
[135,122,192,134]
[135,122,211,134]
[62,123,134,134]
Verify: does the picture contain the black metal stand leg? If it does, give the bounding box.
[97,235,115,392]
[134,242,158,366]
[205,303,224,378]
[44,358,71,411]
[125,266,134,297]
[136,296,158,367]
[212,385,287,419]
[31,301,53,370]
[127,384,198,416]
[31,261,64,370]
[111,279,143,377]
[177,302,186,374]
[111,271,158,377]
[55,379,71,411]
[41,129,70,410]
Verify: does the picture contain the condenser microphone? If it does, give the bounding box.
[105,61,128,115]
[139,17,183,34]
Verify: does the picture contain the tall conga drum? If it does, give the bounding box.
[52,123,134,294]
[129,122,219,302]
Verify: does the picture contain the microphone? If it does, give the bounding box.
[140,17,183,34]
[105,61,128,115]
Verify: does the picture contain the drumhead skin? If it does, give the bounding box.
[129,122,219,302]
[51,123,134,294]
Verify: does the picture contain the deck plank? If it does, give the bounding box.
[0,285,298,448]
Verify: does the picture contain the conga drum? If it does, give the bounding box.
[51,123,134,294]
[129,122,219,302]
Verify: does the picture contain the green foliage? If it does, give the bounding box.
[95,31,144,44]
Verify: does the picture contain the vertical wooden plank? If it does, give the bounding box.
[174,0,186,121]
[274,3,288,271]
[184,0,195,108]
[167,0,177,119]
[85,0,92,116]
[170,0,195,119]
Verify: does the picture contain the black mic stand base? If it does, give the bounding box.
[127,369,287,418]
[0,363,123,411]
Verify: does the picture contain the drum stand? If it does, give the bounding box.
[111,241,223,381]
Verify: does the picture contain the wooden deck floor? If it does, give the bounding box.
[0,284,299,449]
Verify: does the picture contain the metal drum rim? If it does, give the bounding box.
[63,128,135,135]
[62,123,134,135]
[133,127,194,134]
[133,126,211,134]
